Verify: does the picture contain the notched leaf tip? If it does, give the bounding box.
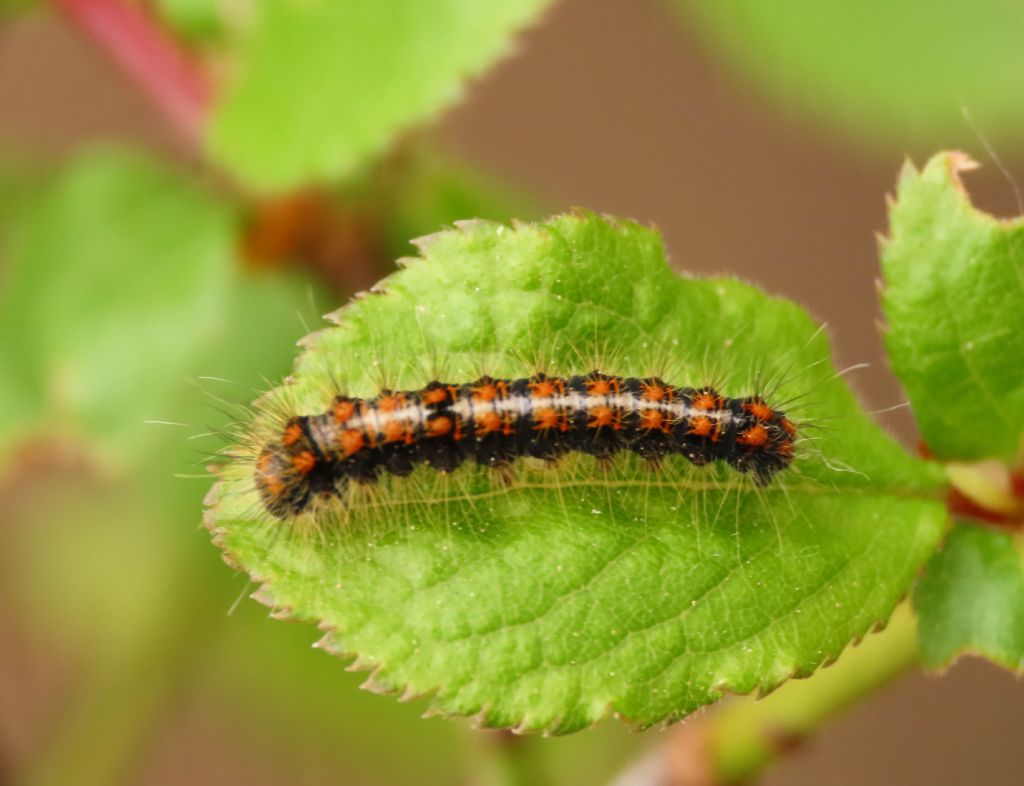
[409,229,448,253]
[896,157,922,192]
[453,217,496,233]
[945,150,980,182]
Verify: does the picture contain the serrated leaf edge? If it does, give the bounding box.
[204,482,917,735]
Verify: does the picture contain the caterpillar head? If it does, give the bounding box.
[254,444,314,519]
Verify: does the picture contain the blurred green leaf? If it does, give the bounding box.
[7,264,324,646]
[155,0,227,43]
[679,0,1024,150]
[0,149,236,468]
[381,151,542,260]
[914,523,1024,671]
[5,260,326,785]
[880,152,1024,462]
[207,0,550,191]
[208,213,946,733]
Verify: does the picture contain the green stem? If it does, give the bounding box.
[708,603,919,784]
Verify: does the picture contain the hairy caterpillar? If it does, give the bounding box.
[254,371,797,519]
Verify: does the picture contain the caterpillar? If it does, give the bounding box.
[254,371,797,519]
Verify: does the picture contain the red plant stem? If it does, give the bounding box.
[53,0,211,144]
[946,486,1024,531]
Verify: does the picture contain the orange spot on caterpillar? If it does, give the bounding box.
[738,424,769,447]
[475,410,503,435]
[533,407,559,430]
[376,395,402,413]
[530,379,557,398]
[688,416,713,437]
[639,409,665,430]
[292,451,317,474]
[691,391,722,410]
[264,476,286,496]
[281,421,303,447]
[333,399,356,424]
[340,429,364,456]
[473,384,498,402]
[428,416,453,436]
[422,387,449,405]
[589,405,618,429]
[586,378,612,396]
[744,400,774,421]
[640,383,667,401]
[381,419,407,443]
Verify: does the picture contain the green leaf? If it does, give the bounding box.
[0,148,236,468]
[880,152,1024,463]
[678,0,1024,150]
[914,522,1024,671]
[206,213,947,733]
[208,0,550,191]
[155,0,227,43]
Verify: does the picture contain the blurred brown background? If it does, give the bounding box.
[2,0,1022,784]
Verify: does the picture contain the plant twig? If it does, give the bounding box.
[52,0,211,144]
[612,604,919,786]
